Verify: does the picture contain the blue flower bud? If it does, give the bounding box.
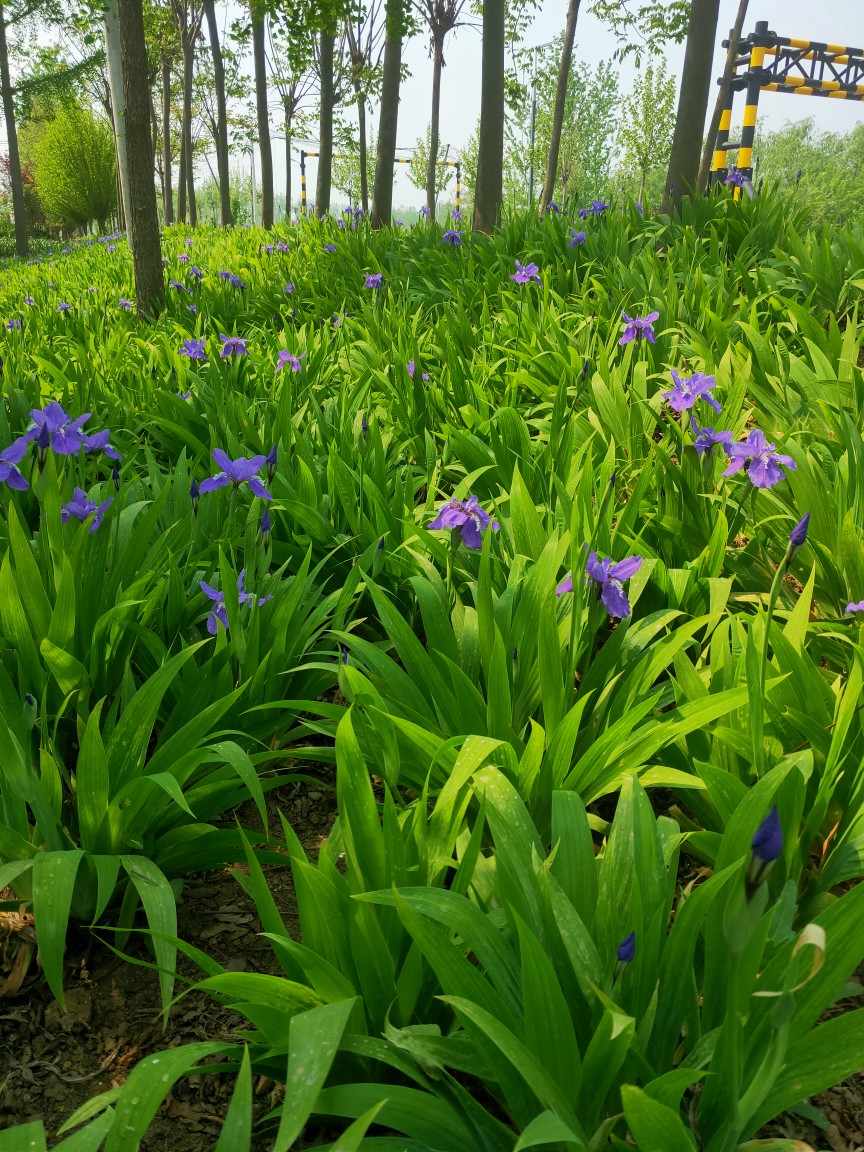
[617,931,635,964]
[747,806,782,896]
[377,536,385,552]
[190,479,199,515]
[23,692,37,729]
[788,512,809,553]
[266,443,277,483]
[261,507,271,550]
[112,462,120,491]
[340,645,349,665]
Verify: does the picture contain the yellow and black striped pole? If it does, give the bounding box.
[300,150,307,217]
[711,82,736,186]
[455,161,461,215]
[737,21,769,188]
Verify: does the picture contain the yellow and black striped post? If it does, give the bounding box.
[710,82,736,186]
[737,20,770,187]
[455,161,461,215]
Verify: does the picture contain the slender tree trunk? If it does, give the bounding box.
[540,0,580,213]
[371,0,404,228]
[118,0,164,316]
[698,0,749,192]
[161,53,174,224]
[663,0,722,212]
[182,30,197,226]
[284,99,292,217]
[104,0,133,231]
[355,88,369,213]
[425,33,444,219]
[0,7,27,257]
[204,0,233,225]
[316,24,334,218]
[474,0,505,233]
[251,4,272,228]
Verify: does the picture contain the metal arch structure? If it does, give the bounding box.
[710,20,864,189]
[298,150,462,219]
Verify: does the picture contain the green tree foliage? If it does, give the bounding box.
[407,123,454,199]
[752,118,864,226]
[616,58,676,204]
[505,48,619,210]
[27,102,116,232]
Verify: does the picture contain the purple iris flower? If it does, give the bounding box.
[188,304,197,314]
[635,201,644,215]
[7,318,21,330]
[178,252,190,263]
[323,243,337,252]
[569,230,587,246]
[118,299,133,311]
[106,245,116,253]
[619,311,659,345]
[24,402,90,455]
[722,430,796,489]
[395,219,404,227]
[189,266,204,281]
[180,338,207,360]
[24,296,35,305]
[169,280,189,293]
[428,494,500,550]
[419,205,430,218]
[61,488,113,532]
[690,417,733,456]
[364,273,383,289]
[185,237,193,245]
[847,601,864,613]
[220,334,249,358]
[557,551,643,619]
[546,200,560,214]
[200,569,272,634]
[510,260,541,285]
[725,168,747,187]
[0,437,30,490]
[200,448,272,500]
[55,302,71,312]
[284,282,295,294]
[450,208,462,221]
[442,229,462,245]
[662,369,721,413]
[82,429,122,461]
[407,359,429,381]
[277,350,305,372]
[261,243,274,254]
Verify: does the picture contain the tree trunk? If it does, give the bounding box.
[474,0,505,233]
[697,0,749,192]
[0,6,27,257]
[161,53,174,224]
[539,0,580,213]
[251,4,272,228]
[204,0,233,225]
[284,100,292,217]
[182,29,196,226]
[425,33,443,220]
[316,25,335,218]
[118,0,164,317]
[356,88,369,214]
[371,0,404,228]
[104,0,133,231]
[663,0,722,212]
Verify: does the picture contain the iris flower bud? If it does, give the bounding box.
[190,479,200,515]
[261,507,271,551]
[617,931,635,964]
[747,806,782,897]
